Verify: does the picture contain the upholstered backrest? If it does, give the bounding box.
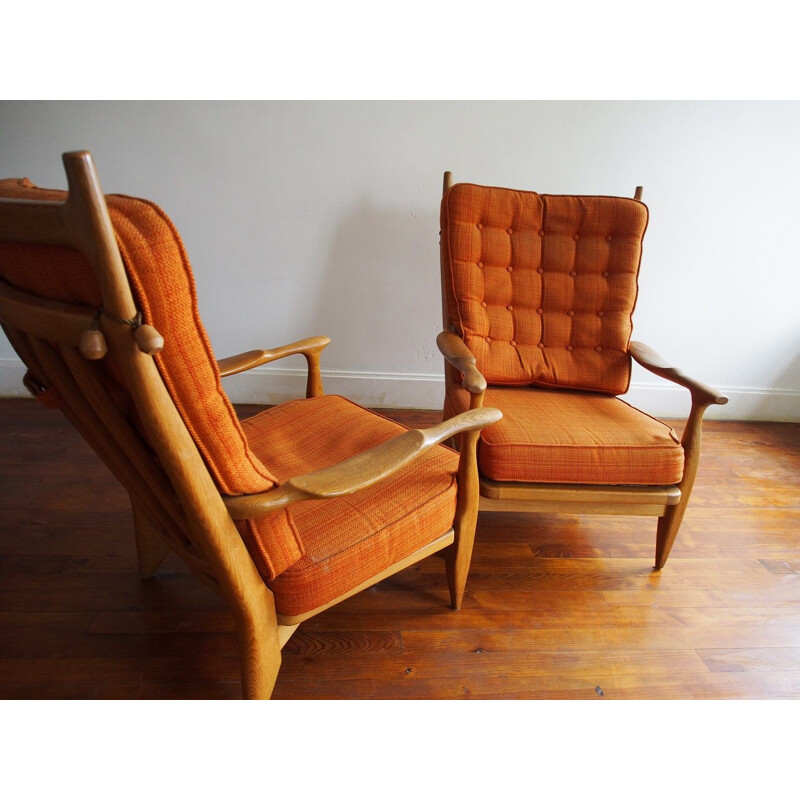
[441,182,648,395]
[0,178,279,495]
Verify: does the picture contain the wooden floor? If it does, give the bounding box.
[1,397,799,700]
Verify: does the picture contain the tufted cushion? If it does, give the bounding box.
[445,384,683,486]
[0,178,306,577]
[441,183,648,395]
[240,395,460,617]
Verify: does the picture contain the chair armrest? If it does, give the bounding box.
[217,336,331,377]
[436,331,487,394]
[629,341,728,408]
[223,407,502,520]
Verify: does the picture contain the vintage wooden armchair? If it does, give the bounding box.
[437,173,727,568]
[0,151,501,699]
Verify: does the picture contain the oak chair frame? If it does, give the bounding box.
[0,152,500,698]
[437,171,728,569]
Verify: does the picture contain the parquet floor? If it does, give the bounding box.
[1,398,798,699]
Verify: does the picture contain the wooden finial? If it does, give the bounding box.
[634,186,643,201]
[443,171,453,195]
[79,311,107,360]
[134,324,164,355]
[79,328,108,360]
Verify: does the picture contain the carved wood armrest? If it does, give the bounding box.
[223,407,502,520]
[436,331,487,395]
[629,341,728,409]
[217,336,331,377]
[217,336,330,398]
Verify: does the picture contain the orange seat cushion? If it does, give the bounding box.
[441,183,648,395]
[240,395,459,617]
[446,385,683,486]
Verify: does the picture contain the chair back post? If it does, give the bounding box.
[439,171,460,393]
[60,151,138,322]
[634,186,643,201]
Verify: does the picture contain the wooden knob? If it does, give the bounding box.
[79,329,108,360]
[134,324,164,355]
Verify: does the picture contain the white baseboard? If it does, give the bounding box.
[1,357,798,421]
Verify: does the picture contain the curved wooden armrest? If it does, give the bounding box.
[630,341,728,408]
[223,407,502,520]
[436,331,487,394]
[217,336,331,377]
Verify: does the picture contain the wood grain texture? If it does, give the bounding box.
[1,398,799,699]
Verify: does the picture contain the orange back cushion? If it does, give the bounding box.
[0,178,279,495]
[441,183,648,395]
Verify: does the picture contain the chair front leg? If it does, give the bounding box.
[231,582,283,700]
[446,427,483,609]
[654,398,712,568]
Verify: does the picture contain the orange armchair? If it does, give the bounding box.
[0,152,500,699]
[437,173,727,568]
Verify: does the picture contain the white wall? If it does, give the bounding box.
[1,100,799,420]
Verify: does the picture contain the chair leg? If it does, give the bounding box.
[654,401,712,569]
[131,499,172,579]
[655,502,686,569]
[233,588,283,700]
[446,428,481,610]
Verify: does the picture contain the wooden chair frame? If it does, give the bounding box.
[0,152,500,698]
[437,171,727,569]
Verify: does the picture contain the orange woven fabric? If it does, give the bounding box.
[241,395,459,617]
[446,385,683,485]
[0,178,305,573]
[441,183,648,395]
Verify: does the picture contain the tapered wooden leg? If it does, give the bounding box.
[655,503,686,569]
[131,498,172,579]
[234,586,282,700]
[446,428,481,610]
[654,401,711,569]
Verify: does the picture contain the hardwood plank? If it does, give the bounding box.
[1,397,799,700]
[699,648,800,673]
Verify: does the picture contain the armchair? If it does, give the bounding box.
[0,152,500,699]
[437,172,727,568]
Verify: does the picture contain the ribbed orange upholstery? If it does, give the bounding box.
[441,183,648,395]
[241,395,460,617]
[0,178,306,576]
[446,385,683,486]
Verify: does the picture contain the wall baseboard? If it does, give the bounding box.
[1,358,797,421]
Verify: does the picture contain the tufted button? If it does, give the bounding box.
[573,233,580,240]
[569,270,577,277]
[485,336,492,343]
[602,271,609,278]
[507,304,514,311]
[537,267,544,274]
[510,340,517,347]
[481,301,487,307]
[566,345,573,351]
[595,345,602,352]
[606,234,613,242]
[477,261,484,268]
[567,310,575,317]
[597,310,604,317]
[538,230,545,237]
[537,307,543,315]
[507,227,514,235]
[538,342,545,349]
[476,222,484,230]
[507,266,514,272]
